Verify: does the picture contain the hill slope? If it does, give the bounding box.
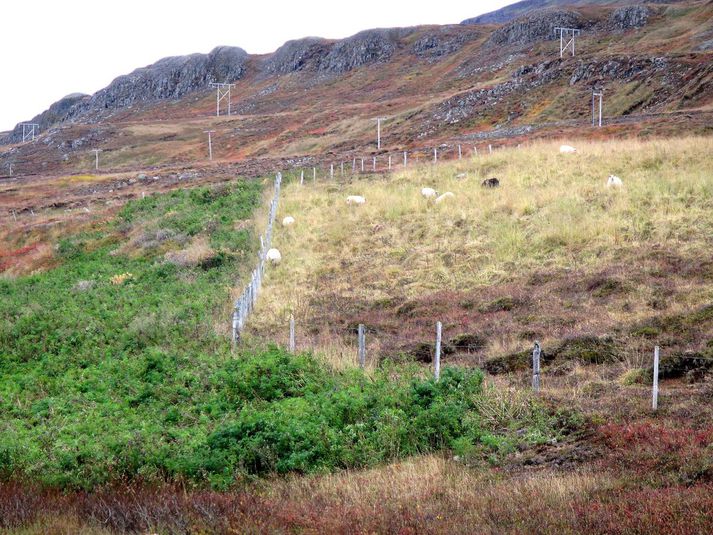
[1,1,711,180]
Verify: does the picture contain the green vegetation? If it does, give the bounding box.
[0,180,561,491]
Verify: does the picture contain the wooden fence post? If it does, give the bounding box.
[300,170,304,185]
[532,341,541,392]
[404,151,407,167]
[458,145,462,159]
[358,324,366,369]
[435,321,442,381]
[653,345,660,411]
[388,155,392,170]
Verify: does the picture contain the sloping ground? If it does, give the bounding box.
[249,137,713,367]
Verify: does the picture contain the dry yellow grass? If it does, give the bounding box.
[249,137,713,360]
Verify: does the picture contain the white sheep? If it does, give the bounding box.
[346,195,366,206]
[266,248,282,265]
[607,175,623,188]
[435,192,455,204]
[559,145,577,154]
[421,187,438,199]
[282,216,295,227]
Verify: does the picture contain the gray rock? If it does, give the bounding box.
[486,9,584,47]
[412,27,480,61]
[88,46,248,110]
[320,28,413,73]
[262,37,332,74]
[1,93,88,144]
[609,5,650,30]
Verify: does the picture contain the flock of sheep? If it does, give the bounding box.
[264,144,623,265]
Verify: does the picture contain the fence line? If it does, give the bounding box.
[231,172,282,350]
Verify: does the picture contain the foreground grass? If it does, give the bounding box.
[252,136,713,359]
[4,456,713,534]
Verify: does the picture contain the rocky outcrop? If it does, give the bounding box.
[609,5,650,30]
[413,27,481,61]
[320,28,413,73]
[486,10,585,47]
[1,93,88,144]
[88,46,247,109]
[262,37,332,75]
[462,0,551,25]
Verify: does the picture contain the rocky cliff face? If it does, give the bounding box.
[88,46,248,110]
[3,93,88,144]
[486,9,585,47]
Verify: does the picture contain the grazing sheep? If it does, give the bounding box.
[282,216,295,227]
[559,145,577,154]
[421,187,438,199]
[481,178,500,188]
[607,175,623,188]
[435,192,455,204]
[266,248,282,265]
[455,173,467,180]
[346,195,366,205]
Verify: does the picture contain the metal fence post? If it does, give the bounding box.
[532,341,541,392]
[435,321,442,381]
[653,346,660,411]
[358,324,366,369]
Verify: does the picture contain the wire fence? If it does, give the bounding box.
[231,172,281,349]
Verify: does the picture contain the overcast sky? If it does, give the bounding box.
[1,0,514,131]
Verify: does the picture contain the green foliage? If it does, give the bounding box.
[0,179,565,491]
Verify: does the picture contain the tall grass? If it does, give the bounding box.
[251,137,713,347]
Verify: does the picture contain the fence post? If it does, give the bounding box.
[313,167,316,182]
[653,345,660,411]
[372,156,376,172]
[353,158,356,172]
[458,145,462,159]
[341,162,344,176]
[488,144,492,155]
[361,158,364,172]
[358,324,366,369]
[330,163,334,180]
[474,146,478,156]
[300,170,304,185]
[435,321,442,381]
[404,151,407,167]
[433,147,438,163]
[289,315,296,353]
[388,155,392,170]
[532,341,541,392]
[231,308,239,351]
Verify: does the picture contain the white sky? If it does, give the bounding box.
[0,0,514,131]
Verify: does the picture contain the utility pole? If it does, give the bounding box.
[554,27,581,58]
[204,130,215,160]
[373,117,387,150]
[592,88,603,127]
[209,83,236,116]
[91,149,102,170]
[20,123,40,143]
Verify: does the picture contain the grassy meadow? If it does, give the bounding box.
[251,137,713,361]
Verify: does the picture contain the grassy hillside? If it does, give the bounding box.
[251,137,713,365]
[0,178,564,493]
